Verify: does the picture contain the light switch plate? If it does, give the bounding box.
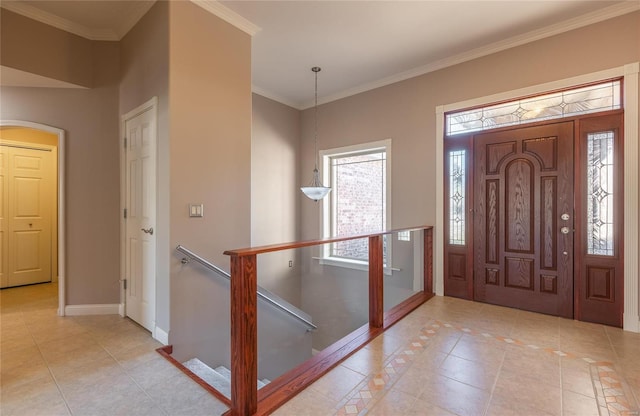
[189,204,204,217]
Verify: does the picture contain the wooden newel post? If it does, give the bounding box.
[229,254,258,416]
[424,227,433,294]
[369,235,384,328]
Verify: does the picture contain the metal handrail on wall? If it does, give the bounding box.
[176,244,317,331]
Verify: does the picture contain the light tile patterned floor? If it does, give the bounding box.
[2,282,640,415]
[0,283,228,416]
[276,296,640,416]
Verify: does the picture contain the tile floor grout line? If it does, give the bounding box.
[601,323,640,415]
[559,349,567,416]
[101,334,172,416]
[481,341,507,416]
[23,304,75,416]
[590,364,609,416]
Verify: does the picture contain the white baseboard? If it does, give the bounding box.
[118,303,125,317]
[153,326,169,345]
[64,304,120,316]
[623,313,640,333]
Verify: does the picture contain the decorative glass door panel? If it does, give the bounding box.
[575,113,624,327]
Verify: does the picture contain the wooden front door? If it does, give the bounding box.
[473,122,574,317]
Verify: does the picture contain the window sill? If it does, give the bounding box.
[313,256,399,275]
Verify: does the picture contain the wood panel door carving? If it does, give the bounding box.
[473,122,574,317]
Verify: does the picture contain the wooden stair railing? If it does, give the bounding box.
[223,226,434,416]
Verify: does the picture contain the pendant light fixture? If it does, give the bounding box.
[301,66,332,201]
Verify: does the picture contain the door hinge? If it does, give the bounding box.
[124,137,127,149]
[122,279,127,290]
[124,208,127,219]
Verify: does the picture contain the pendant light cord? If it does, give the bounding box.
[301,66,331,200]
[312,67,321,171]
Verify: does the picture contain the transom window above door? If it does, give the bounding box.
[446,80,621,135]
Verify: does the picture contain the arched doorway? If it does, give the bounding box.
[0,120,66,316]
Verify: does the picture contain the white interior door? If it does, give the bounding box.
[124,107,157,332]
[1,145,53,288]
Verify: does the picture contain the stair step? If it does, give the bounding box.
[183,359,271,397]
[183,358,231,398]
[214,365,271,388]
[213,365,231,379]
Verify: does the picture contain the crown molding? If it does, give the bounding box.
[114,1,156,40]
[297,1,640,109]
[1,1,258,40]
[0,1,119,41]
[190,0,261,36]
[251,85,300,110]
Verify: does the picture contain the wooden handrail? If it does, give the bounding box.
[224,225,433,257]
[224,225,434,416]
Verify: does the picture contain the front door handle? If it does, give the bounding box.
[141,227,154,235]
[560,226,570,234]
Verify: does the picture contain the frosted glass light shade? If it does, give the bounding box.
[301,186,331,201]
[301,168,331,201]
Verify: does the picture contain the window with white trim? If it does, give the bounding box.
[320,139,391,266]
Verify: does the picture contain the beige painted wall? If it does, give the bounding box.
[251,94,300,246]
[119,0,170,333]
[251,93,302,305]
[0,9,92,88]
[168,1,252,356]
[0,40,121,305]
[299,11,640,319]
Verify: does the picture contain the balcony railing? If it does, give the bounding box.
[223,225,434,416]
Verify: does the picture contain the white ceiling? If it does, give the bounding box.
[2,0,638,109]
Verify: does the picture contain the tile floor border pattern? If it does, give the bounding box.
[335,326,439,416]
[333,320,639,416]
[591,363,638,416]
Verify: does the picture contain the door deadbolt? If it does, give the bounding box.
[141,227,154,235]
[561,213,570,221]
